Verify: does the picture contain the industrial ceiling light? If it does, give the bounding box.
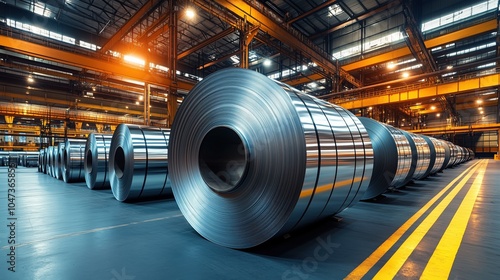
[185,7,196,19]
[476,99,483,104]
[27,75,34,83]
[436,113,441,117]
[387,62,395,69]
[446,65,453,70]
[123,55,145,66]
[402,72,410,78]
[431,105,436,110]
[263,59,272,67]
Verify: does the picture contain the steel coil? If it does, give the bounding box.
[54,142,65,180]
[400,131,432,180]
[61,139,86,183]
[84,133,112,190]
[41,148,47,174]
[108,124,171,201]
[358,118,413,198]
[421,136,446,177]
[439,139,451,172]
[38,149,44,172]
[51,146,59,178]
[47,146,54,177]
[169,68,374,249]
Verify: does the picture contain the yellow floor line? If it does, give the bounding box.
[372,160,486,280]
[345,160,483,279]
[420,161,488,279]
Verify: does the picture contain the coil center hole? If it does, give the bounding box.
[114,146,125,179]
[85,150,93,174]
[199,127,248,193]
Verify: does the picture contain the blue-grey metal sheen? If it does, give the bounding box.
[421,136,446,176]
[84,133,112,189]
[51,146,59,178]
[47,146,54,177]
[403,132,432,180]
[38,149,44,173]
[169,68,374,249]
[108,124,171,202]
[55,142,65,180]
[62,138,86,183]
[358,118,413,199]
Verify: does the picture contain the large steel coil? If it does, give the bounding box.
[54,142,65,180]
[401,131,432,180]
[169,68,374,249]
[358,118,413,199]
[421,136,446,177]
[84,133,112,190]
[108,124,171,201]
[61,139,86,183]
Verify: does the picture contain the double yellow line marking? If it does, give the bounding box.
[346,159,488,279]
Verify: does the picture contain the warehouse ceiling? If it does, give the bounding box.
[0,0,498,130]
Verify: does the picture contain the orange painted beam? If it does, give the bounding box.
[0,35,194,91]
[333,73,500,109]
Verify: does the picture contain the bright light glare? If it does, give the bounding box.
[27,76,34,83]
[186,8,195,19]
[476,99,483,104]
[402,72,410,78]
[387,62,396,69]
[263,59,272,67]
[124,55,145,66]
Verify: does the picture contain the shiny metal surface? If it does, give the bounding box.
[47,146,54,177]
[51,146,59,178]
[84,133,112,190]
[359,118,413,199]
[422,136,446,177]
[108,124,171,201]
[38,149,44,173]
[439,139,451,172]
[169,68,373,249]
[401,131,432,180]
[62,139,86,183]
[42,148,47,174]
[55,142,65,180]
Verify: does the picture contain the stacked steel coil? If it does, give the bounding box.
[46,146,54,177]
[401,131,432,180]
[51,146,59,178]
[358,117,413,199]
[108,124,171,201]
[61,139,86,183]
[169,68,374,249]
[421,136,446,176]
[84,133,112,190]
[38,149,44,172]
[54,143,65,180]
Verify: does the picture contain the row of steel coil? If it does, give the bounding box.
[37,69,473,249]
[37,125,172,202]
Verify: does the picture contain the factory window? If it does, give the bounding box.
[332,31,404,59]
[422,0,498,33]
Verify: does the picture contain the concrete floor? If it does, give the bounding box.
[1,159,499,279]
